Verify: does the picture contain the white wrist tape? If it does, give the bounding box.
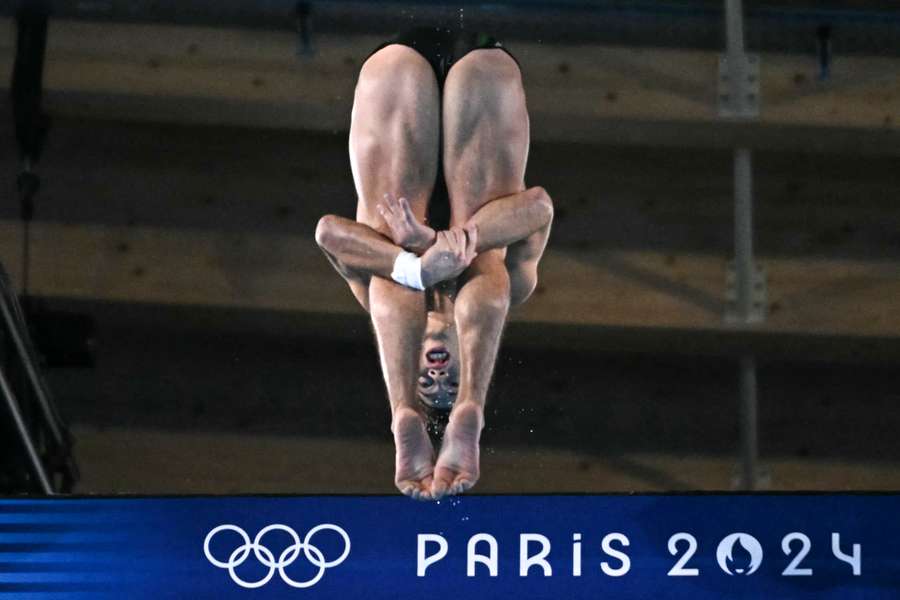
[391,251,425,290]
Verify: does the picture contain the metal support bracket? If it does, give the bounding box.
[718,53,760,118]
[724,261,767,324]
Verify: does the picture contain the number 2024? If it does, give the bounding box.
[667,532,861,576]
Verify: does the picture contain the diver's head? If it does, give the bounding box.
[417,311,460,411]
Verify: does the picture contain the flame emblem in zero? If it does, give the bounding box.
[716,533,763,575]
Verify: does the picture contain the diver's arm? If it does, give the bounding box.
[464,186,553,306]
[464,186,553,254]
[316,215,403,280]
[315,215,476,288]
[377,187,553,257]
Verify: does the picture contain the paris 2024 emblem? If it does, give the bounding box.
[716,532,763,575]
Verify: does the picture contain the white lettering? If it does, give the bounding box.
[467,534,498,577]
[601,533,631,577]
[572,533,582,577]
[831,533,861,576]
[520,534,552,577]
[417,534,448,577]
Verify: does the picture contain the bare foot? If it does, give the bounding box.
[392,406,436,501]
[432,402,484,499]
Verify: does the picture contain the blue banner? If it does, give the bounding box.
[0,494,897,598]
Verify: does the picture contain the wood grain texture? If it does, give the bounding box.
[0,18,898,152]
[70,425,900,493]
[1,219,897,339]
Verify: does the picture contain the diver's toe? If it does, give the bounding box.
[431,477,450,499]
[451,478,473,495]
[419,477,435,501]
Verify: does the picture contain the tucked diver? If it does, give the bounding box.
[315,26,553,500]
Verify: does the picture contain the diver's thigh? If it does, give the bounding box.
[350,44,440,233]
[442,48,530,225]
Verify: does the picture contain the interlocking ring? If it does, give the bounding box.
[204,523,351,588]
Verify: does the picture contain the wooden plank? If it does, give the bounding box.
[1,219,897,340]
[1,18,898,153]
[70,425,900,493]
[3,116,898,256]
[0,113,896,355]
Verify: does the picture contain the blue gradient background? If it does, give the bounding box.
[0,494,898,598]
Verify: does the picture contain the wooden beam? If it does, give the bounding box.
[71,425,900,493]
[1,218,898,342]
[0,113,897,358]
[1,18,898,153]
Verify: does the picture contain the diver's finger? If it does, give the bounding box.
[459,229,470,260]
[450,227,465,254]
[440,229,456,252]
[389,193,403,214]
[454,229,468,259]
[399,197,416,222]
[383,192,401,215]
[391,194,406,219]
[376,203,392,223]
[465,225,478,261]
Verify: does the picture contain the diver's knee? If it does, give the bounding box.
[457,292,510,330]
[445,49,526,125]
[509,266,538,306]
[533,186,554,226]
[369,285,419,323]
[356,45,435,108]
[457,268,511,326]
[446,48,522,93]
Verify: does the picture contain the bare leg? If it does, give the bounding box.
[350,44,439,499]
[433,49,529,497]
[442,49,529,225]
[433,252,510,497]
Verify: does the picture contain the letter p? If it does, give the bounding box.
[418,534,449,577]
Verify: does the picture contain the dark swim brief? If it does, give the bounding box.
[365,26,520,89]
[362,27,520,229]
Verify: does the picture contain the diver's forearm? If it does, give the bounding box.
[463,186,553,253]
[316,215,402,279]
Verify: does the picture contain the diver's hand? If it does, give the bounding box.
[377,192,436,255]
[420,226,478,288]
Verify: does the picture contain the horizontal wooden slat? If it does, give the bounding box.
[1,18,898,152]
[1,219,897,340]
[0,111,896,359]
[70,425,900,493]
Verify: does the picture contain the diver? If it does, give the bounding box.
[315,26,553,500]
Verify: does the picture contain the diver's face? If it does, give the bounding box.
[417,314,460,410]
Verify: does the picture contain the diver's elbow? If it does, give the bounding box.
[315,214,341,252]
[531,186,554,226]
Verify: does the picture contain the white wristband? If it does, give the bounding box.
[391,251,425,290]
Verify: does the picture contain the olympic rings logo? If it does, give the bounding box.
[203,523,351,589]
